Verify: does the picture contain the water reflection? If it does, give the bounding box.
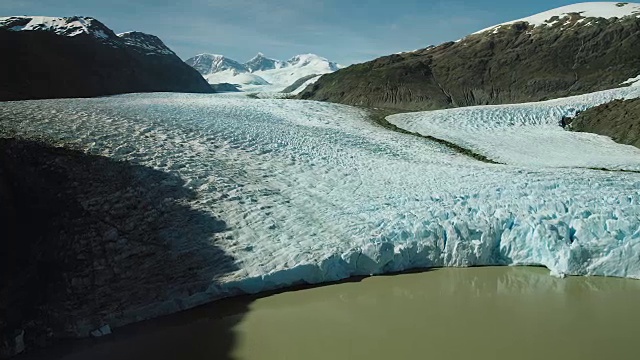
[233,267,640,360]
[23,267,640,360]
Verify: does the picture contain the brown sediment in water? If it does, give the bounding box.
[22,267,640,360]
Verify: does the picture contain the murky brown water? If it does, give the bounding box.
[30,267,640,360]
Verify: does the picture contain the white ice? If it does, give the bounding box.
[1,94,640,304]
[388,85,640,170]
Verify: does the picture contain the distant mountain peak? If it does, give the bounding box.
[185,51,340,91]
[286,53,341,71]
[245,53,284,72]
[185,53,248,75]
[117,31,175,55]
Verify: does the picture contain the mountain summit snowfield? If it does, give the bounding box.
[474,2,640,34]
[185,52,340,92]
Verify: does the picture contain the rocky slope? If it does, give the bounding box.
[0,16,213,101]
[299,2,640,110]
[566,97,640,148]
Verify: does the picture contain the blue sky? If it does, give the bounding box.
[2,0,581,64]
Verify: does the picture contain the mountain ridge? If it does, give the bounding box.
[0,15,213,100]
[299,2,640,110]
[186,52,340,91]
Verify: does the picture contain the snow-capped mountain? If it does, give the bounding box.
[473,1,640,35]
[245,52,285,72]
[185,52,341,92]
[0,15,116,40]
[185,54,248,75]
[0,15,212,100]
[301,2,640,111]
[0,16,183,58]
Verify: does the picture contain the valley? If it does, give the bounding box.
[3,2,640,358]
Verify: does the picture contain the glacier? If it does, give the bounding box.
[388,85,640,170]
[1,92,640,303]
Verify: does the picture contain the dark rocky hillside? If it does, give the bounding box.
[0,17,213,101]
[299,16,640,111]
[566,98,640,148]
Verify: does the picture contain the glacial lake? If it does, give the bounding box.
[32,267,640,360]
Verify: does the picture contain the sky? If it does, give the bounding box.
[1,0,586,64]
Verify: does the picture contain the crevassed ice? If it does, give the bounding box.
[1,93,639,299]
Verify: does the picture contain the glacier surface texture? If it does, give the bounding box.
[2,91,640,303]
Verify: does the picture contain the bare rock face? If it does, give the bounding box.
[299,17,640,110]
[0,139,237,357]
